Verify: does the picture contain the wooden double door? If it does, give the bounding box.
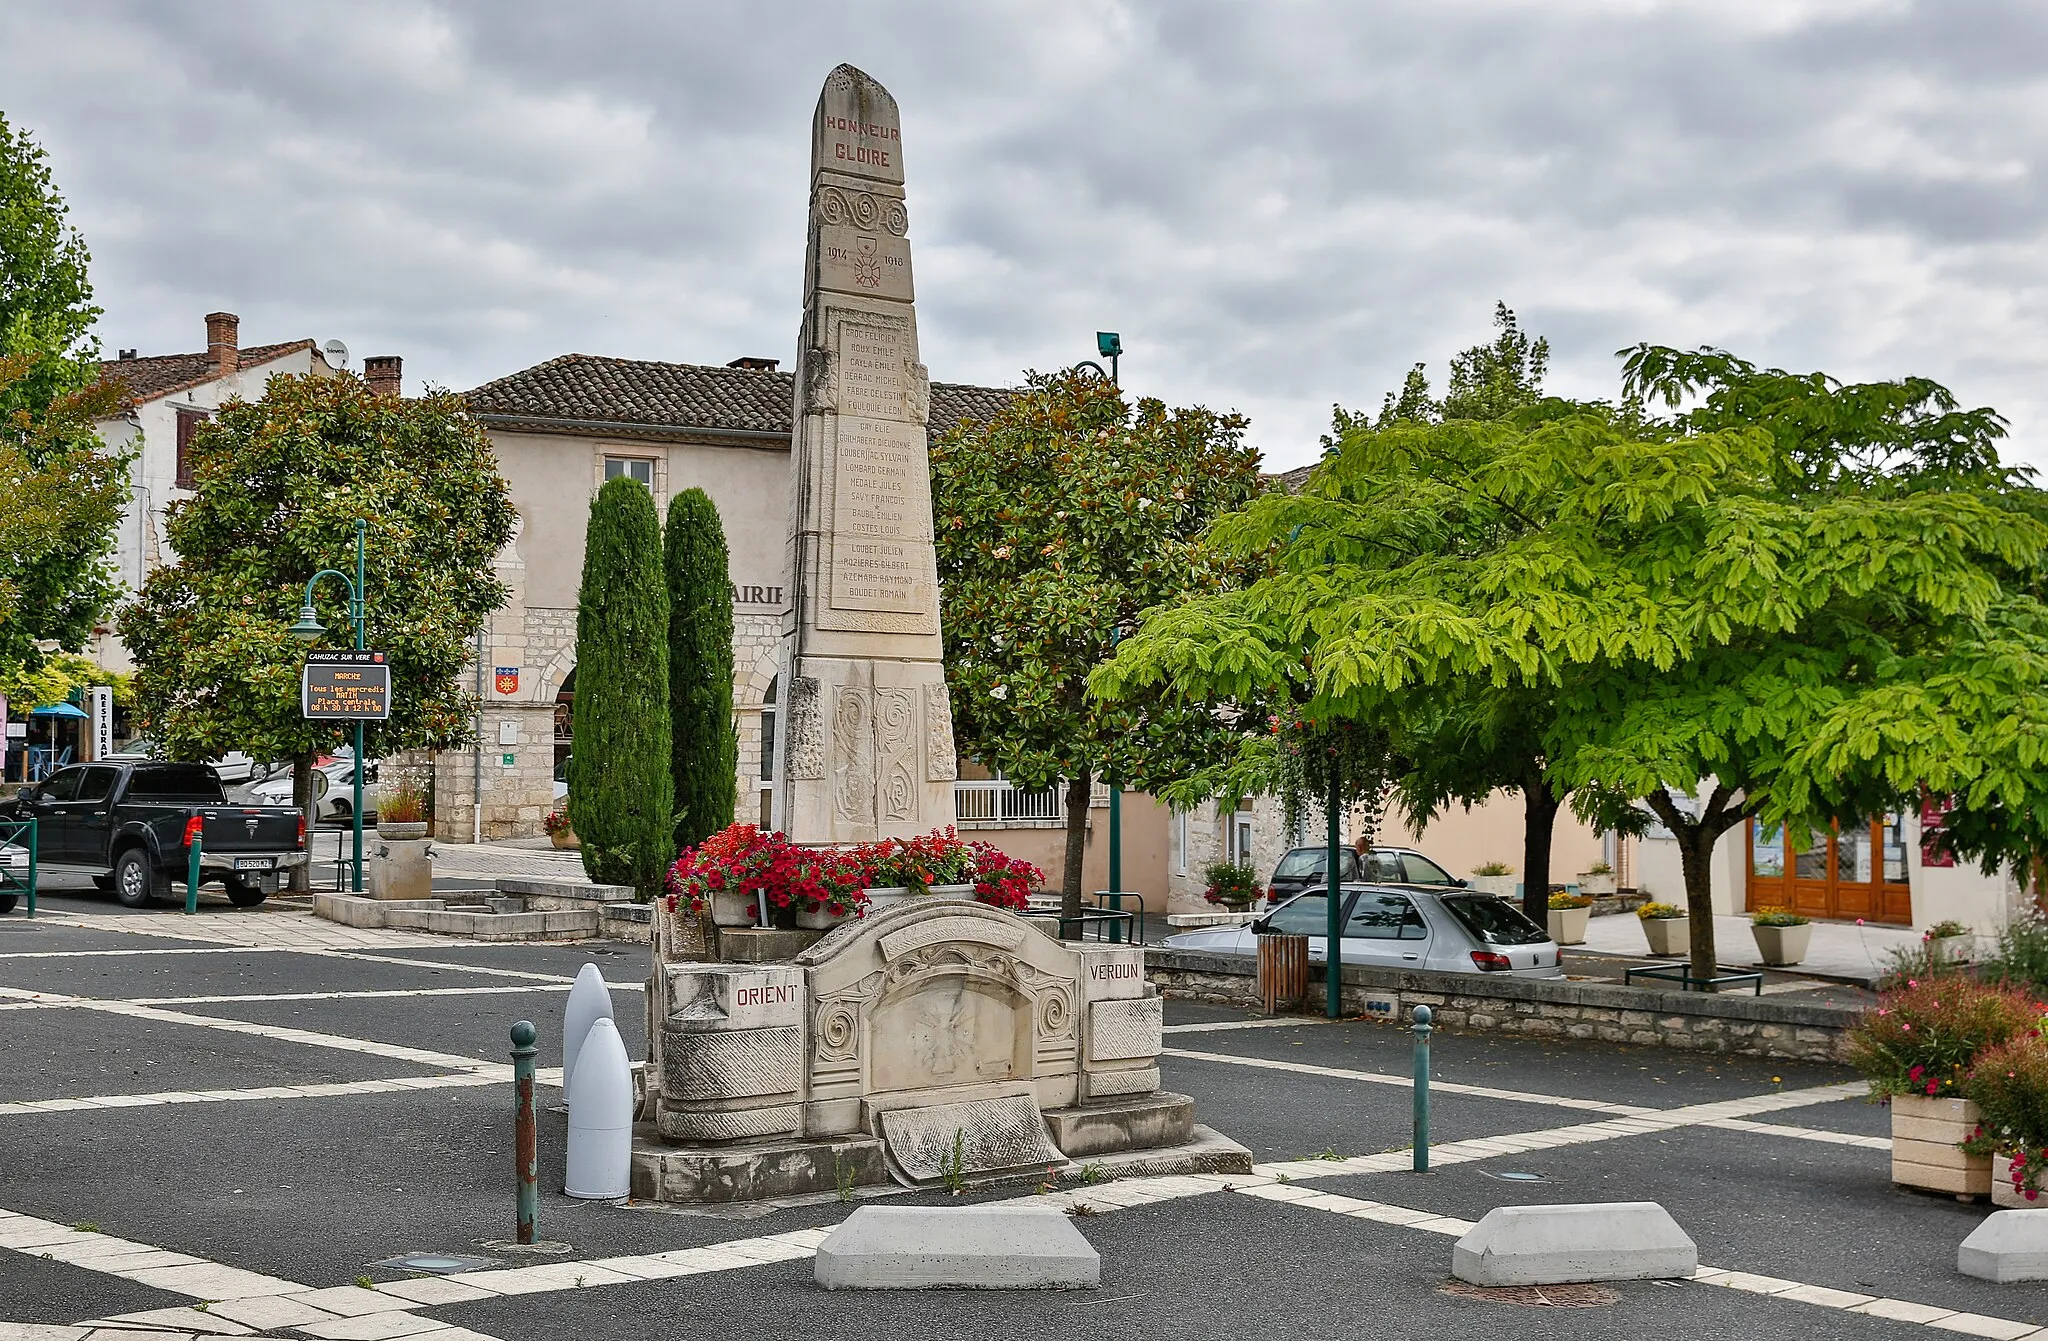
[1747,818,1912,925]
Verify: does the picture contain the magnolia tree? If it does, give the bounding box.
[123,374,515,885]
[1098,351,2048,982]
[930,369,1266,920]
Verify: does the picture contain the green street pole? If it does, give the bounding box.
[185,829,201,915]
[1412,1003,1433,1171]
[1106,784,1122,944]
[24,817,36,919]
[351,518,365,894]
[1325,766,1342,1019]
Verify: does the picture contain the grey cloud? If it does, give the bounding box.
[2,0,2043,469]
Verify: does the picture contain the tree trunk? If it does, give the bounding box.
[1060,771,1092,924]
[1645,785,1748,985]
[1520,775,1561,927]
[289,752,315,893]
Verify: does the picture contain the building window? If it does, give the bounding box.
[603,457,654,488]
[1171,809,1188,876]
[174,407,208,488]
[759,676,777,781]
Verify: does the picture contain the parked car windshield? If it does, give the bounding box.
[1441,894,1548,945]
[125,765,226,802]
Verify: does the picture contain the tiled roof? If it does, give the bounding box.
[98,341,314,406]
[463,353,1014,441]
[1271,462,1317,492]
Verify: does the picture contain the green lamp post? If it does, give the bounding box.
[289,518,370,892]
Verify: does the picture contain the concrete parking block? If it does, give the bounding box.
[1959,1209,2048,1284]
[1451,1202,1697,1286]
[815,1206,1099,1291]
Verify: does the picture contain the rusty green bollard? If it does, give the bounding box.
[185,829,202,915]
[511,1020,538,1244]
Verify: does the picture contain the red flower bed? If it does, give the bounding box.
[666,824,1042,921]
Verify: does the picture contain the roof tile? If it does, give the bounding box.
[98,341,314,406]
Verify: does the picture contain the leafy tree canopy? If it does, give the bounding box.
[932,369,1266,911]
[121,373,516,764]
[0,113,100,425]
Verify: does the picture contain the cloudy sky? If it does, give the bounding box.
[3,0,2043,471]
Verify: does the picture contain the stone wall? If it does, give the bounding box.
[1145,948,1856,1063]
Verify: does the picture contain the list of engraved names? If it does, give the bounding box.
[832,416,928,612]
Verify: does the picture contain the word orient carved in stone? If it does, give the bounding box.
[633,900,1248,1204]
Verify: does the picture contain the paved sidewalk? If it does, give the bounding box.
[1582,910,1925,984]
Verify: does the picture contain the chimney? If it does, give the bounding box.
[205,312,239,378]
[727,356,779,372]
[118,349,137,360]
[363,355,402,398]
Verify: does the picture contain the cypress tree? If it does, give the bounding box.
[665,488,738,850]
[569,477,673,898]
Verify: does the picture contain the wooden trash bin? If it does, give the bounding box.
[1258,933,1311,1013]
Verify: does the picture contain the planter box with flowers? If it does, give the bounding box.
[1750,907,1812,966]
[1636,902,1689,956]
[1467,862,1516,900]
[1926,920,1974,967]
[1964,1034,2048,1208]
[1547,892,1593,946]
[1847,976,2040,1197]
[1577,863,1617,897]
[542,810,579,850]
[1203,860,1263,913]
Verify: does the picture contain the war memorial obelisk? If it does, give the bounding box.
[774,65,958,844]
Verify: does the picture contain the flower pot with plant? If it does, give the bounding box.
[1547,892,1593,945]
[374,779,429,842]
[1926,919,1973,966]
[367,780,432,899]
[969,842,1041,912]
[859,829,980,907]
[1468,861,1516,900]
[1204,861,1263,912]
[1750,907,1812,966]
[1577,862,1617,897]
[1636,902,1689,956]
[790,849,870,930]
[1962,1035,2048,1207]
[542,809,579,850]
[665,823,794,930]
[1846,976,2039,1196]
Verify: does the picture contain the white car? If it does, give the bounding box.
[248,758,381,823]
[1162,883,1564,977]
[0,842,27,913]
[105,738,277,785]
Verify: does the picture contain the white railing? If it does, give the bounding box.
[954,779,1066,823]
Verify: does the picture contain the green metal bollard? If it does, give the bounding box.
[24,817,37,919]
[1412,1004,1433,1172]
[185,831,201,915]
[511,1020,538,1244]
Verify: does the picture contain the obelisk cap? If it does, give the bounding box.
[813,64,904,186]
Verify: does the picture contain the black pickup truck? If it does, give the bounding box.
[1,761,306,908]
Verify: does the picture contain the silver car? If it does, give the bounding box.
[1162,882,1563,977]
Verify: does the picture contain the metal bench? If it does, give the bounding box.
[1623,962,1764,995]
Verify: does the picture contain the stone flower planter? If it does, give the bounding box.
[368,824,431,900]
[796,903,853,931]
[1993,1155,2039,1209]
[1640,915,1689,956]
[864,886,912,913]
[1547,906,1591,945]
[1468,874,1517,899]
[1752,921,1813,966]
[548,828,580,850]
[929,883,975,899]
[1929,933,1972,965]
[376,821,429,842]
[709,889,757,927]
[1578,872,1618,896]
[1892,1094,1991,1197]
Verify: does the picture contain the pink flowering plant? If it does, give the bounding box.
[1963,1036,2048,1199]
[970,842,1041,911]
[1844,976,2040,1100]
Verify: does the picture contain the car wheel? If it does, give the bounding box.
[112,848,164,909]
[0,893,16,915]
[225,879,267,909]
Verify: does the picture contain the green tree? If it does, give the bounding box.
[664,487,736,851]
[0,354,128,696]
[932,370,1266,919]
[121,372,515,886]
[0,114,100,425]
[570,477,673,897]
[1099,358,2047,980]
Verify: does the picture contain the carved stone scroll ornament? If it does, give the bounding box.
[924,682,956,780]
[785,676,824,780]
[876,688,917,822]
[814,186,908,238]
[833,686,876,825]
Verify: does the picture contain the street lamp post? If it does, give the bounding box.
[1074,334,1128,916]
[289,518,369,892]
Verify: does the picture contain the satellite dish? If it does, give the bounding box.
[322,339,350,369]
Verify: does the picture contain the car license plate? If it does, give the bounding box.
[235,858,274,871]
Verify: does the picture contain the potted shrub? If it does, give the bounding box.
[1577,861,1617,897]
[1468,861,1516,899]
[1962,1035,2048,1208]
[791,848,870,930]
[1204,860,1263,912]
[1927,919,1973,965]
[1547,891,1593,946]
[374,779,429,841]
[1750,906,1812,966]
[542,809,579,850]
[1636,902,1689,956]
[1846,976,2039,1196]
